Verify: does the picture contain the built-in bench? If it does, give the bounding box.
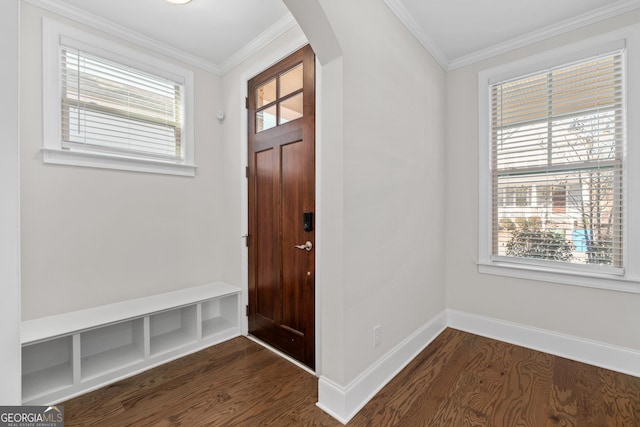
[21,282,242,405]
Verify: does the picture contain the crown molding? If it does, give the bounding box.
[385,0,640,72]
[23,0,301,76]
[24,0,640,76]
[448,0,640,70]
[220,13,301,74]
[23,0,223,74]
[382,0,449,71]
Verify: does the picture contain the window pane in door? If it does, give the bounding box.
[257,105,277,132]
[279,93,303,125]
[256,78,276,108]
[279,64,303,98]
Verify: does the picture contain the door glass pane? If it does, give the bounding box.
[255,78,276,108]
[256,105,277,132]
[279,64,303,98]
[279,93,303,124]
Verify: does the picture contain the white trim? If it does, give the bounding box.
[477,25,640,292]
[382,0,449,71]
[24,0,300,77]
[449,0,640,70]
[220,14,299,74]
[317,312,448,424]
[24,0,640,77]
[478,262,640,294]
[447,309,640,378]
[24,0,222,74]
[0,0,22,405]
[314,56,323,376]
[384,0,640,72]
[316,377,350,425]
[41,148,197,177]
[482,37,628,85]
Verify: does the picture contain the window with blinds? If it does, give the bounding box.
[60,46,184,162]
[490,51,624,269]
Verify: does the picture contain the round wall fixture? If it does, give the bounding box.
[166,0,192,5]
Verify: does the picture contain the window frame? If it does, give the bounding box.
[477,26,640,293]
[43,18,196,176]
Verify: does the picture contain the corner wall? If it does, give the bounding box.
[321,0,447,386]
[287,0,447,421]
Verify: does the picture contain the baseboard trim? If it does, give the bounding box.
[316,308,640,424]
[447,309,640,379]
[316,377,351,425]
[317,311,448,424]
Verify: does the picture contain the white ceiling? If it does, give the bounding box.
[38,0,293,73]
[385,0,640,69]
[35,0,640,72]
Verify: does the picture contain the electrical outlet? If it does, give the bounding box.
[373,325,382,348]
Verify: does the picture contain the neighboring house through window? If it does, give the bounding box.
[478,26,640,292]
[492,50,623,267]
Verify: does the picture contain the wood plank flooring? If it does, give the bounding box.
[61,328,640,426]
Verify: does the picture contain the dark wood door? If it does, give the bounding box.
[247,45,315,369]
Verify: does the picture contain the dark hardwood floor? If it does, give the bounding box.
[62,328,640,426]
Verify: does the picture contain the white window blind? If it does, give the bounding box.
[491,51,624,269]
[61,45,184,162]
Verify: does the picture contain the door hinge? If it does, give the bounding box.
[246,305,250,316]
[245,166,249,178]
[245,97,249,109]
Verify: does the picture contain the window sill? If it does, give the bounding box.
[42,148,197,177]
[478,261,640,294]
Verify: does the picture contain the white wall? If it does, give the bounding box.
[0,0,22,405]
[446,10,640,352]
[318,0,447,385]
[20,3,226,320]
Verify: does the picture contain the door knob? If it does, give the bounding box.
[294,241,313,251]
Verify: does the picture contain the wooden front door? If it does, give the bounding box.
[247,45,315,369]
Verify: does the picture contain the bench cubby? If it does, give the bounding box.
[21,282,241,405]
[80,318,146,381]
[150,305,198,356]
[22,336,75,403]
[201,294,239,339]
